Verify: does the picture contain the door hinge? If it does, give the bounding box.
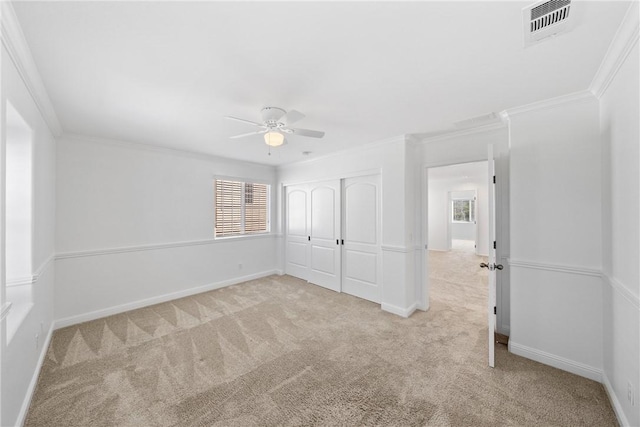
[493,241,496,250]
[341,239,344,245]
[494,306,497,315]
[308,236,310,241]
[493,175,496,184]
[336,239,339,245]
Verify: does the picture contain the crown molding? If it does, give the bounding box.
[1,2,62,136]
[590,2,639,99]
[503,90,596,118]
[414,121,507,145]
[61,133,276,171]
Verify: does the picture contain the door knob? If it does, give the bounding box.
[480,263,504,271]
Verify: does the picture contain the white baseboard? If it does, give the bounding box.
[602,372,631,427]
[382,302,418,318]
[16,323,54,427]
[54,270,279,329]
[509,341,602,382]
[416,301,430,312]
[498,324,510,336]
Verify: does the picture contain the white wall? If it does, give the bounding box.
[417,126,510,333]
[278,137,419,317]
[1,43,56,427]
[55,135,278,324]
[600,30,639,426]
[427,165,489,255]
[508,96,604,380]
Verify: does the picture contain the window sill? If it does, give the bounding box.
[214,233,278,242]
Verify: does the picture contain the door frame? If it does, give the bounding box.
[420,154,509,337]
[280,167,382,291]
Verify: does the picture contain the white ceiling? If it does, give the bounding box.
[12,1,630,166]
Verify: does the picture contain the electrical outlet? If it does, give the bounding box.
[628,381,635,406]
[35,333,39,350]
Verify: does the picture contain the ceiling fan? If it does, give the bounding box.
[225,107,325,147]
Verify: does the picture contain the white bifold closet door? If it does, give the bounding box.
[285,175,381,302]
[285,186,309,280]
[341,175,382,303]
[308,181,341,291]
[285,180,341,292]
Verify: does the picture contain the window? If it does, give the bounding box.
[215,179,269,237]
[452,199,475,223]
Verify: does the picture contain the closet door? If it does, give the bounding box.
[285,185,309,280]
[341,175,382,303]
[307,180,341,292]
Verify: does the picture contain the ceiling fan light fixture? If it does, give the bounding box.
[264,131,284,147]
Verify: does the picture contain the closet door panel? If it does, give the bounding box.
[308,181,341,291]
[285,186,309,280]
[342,175,381,303]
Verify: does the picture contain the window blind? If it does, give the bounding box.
[215,179,269,237]
[244,183,268,233]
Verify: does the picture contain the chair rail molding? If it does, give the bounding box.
[56,234,280,260]
[0,302,13,322]
[602,273,640,311]
[508,258,602,278]
[381,245,415,253]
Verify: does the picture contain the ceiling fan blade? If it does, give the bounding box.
[288,127,325,138]
[229,130,267,139]
[224,116,264,127]
[280,110,305,125]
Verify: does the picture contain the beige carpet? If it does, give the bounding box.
[25,252,616,426]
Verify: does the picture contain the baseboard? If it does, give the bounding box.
[509,341,602,382]
[416,301,430,312]
[602,372,632,427]
[381,302,418,318]
[15,323,54,427]
[54,270,279,329]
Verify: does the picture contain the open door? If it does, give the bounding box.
[481,145,501,368]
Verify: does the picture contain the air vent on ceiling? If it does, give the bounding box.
[523,0,573,47]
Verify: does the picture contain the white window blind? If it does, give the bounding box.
[215,179,269,237]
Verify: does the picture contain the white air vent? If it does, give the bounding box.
[523,0,573,47]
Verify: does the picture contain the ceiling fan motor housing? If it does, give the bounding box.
[261,107,286,126]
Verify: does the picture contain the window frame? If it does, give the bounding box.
[214,177,271,238]
[451,198,476,224]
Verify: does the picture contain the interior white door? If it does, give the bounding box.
[341,175,381,303]
[285,185,309,280]
[486,145,497,368]
[307,180,341,291]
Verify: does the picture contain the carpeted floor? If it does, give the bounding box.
[25,251,617,426]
